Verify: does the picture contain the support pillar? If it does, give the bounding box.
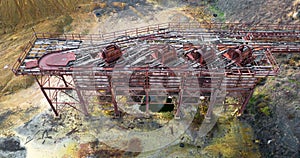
[145,89,149,113]
[205,90,216,122]
[75,89,89,116]
[175,90,183,119]
[239,88,255,114]
[175,75,185,119]
[35,76,59,116]
[145,71,150,114]
[205,87,222,122]
[108,76,120,117]
[111,87,120,117]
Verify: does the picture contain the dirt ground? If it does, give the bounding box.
[1,0,300,157]
[216,0,300,24]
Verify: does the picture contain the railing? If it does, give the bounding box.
[32,22,300,42]
[12,22,300,75]
[11,34,37,74]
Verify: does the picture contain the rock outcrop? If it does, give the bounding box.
[0,137,26,158]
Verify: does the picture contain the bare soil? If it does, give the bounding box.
[1,0,300,157]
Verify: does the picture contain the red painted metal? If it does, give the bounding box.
[11,22,300,118]
[239,88,255,115]
[102,44,122,63]
[222,45,254,67]
[35,76,59,116]
[75,88,88,116]
[184,43,206,66]
[108,76,120,117]
[25,60,38,69]
[39,52,75,70]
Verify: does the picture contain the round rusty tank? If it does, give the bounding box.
[102,44,122,63]
[222,45,253,66]
[183,43,207,66]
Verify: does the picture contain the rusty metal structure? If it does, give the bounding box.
[12,22,300,118]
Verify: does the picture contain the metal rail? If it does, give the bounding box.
[12,22,300,74]
[11,22,300,117]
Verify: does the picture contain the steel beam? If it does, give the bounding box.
[35,76,59,116]
[108,76,120,117]
[238,88,255,115]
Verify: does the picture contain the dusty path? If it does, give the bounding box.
[89,6,191,34]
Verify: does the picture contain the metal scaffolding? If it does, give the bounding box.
[12,22,300,118]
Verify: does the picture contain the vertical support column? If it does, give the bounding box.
[108,76,120,117]
[205,68,224,122]
[75,88,89,116]
[239,88,255,114]
[175,74,185,119]
[35,76,59,116]
[145,71,150,113]
[145,89,149,113]
[205,89,217,121]
[205,75,223,121]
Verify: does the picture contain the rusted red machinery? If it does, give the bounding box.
[222,45,254,67]
[102,44,122,63]
[11,22,300,118]
[184,43,207,66]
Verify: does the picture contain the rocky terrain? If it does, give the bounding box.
[214,0,300,157]
[216,0,300,24]
[0,137,26,157]
[0,0,300,157]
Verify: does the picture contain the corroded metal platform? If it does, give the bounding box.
[12,22,300,118]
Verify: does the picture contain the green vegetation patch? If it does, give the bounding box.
[247,90,272,116]
[204,119,260,158]
[208,5,226,22]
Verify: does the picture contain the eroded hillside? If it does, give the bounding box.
[0,0,89,34]
[0,0,95,98]
[216,0,300,24]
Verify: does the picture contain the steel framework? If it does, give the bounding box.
[12,22,300,118]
